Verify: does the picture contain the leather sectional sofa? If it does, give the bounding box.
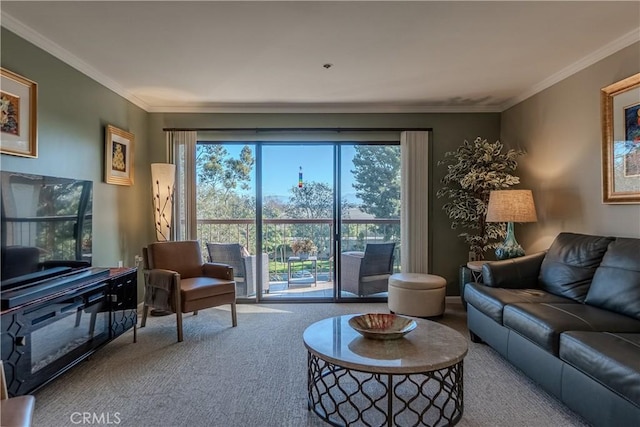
[464,232,640,426]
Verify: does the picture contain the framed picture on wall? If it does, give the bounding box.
[601,72,640,203]
[0,68,38,158]
[105,125,134,186]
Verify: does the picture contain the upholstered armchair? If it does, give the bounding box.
[1,361,35,427]
[340,243,396,296]
[206,243,270,297]
[141,240,237,342]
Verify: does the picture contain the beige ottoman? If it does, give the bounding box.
[388,273,447,317]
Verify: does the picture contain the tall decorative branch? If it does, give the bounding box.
[151,163,176,242]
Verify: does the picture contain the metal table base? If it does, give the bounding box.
[307,353,464,427]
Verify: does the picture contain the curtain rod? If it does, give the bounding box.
[162,127,433,132]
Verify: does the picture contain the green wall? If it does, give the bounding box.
[502,41,640,251]
[1,28,153,297]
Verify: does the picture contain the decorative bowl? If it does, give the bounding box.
[348,313,417,340]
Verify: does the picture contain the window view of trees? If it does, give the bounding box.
[349,145,401,243]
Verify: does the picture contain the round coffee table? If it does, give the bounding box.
[303,315,468,427]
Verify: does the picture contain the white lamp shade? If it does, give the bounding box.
[486,190,537,223]
[151,163,176,241]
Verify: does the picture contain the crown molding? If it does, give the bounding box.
[501,27,640,111]
[145,103,502,114]
[1,11,151,112]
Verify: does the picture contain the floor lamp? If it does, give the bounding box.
[150,163,176,316]
[486,190,537,260]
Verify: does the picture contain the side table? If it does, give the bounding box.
[459,260,488,310]
[287,256,317,288]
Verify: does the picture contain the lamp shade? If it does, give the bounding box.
[151,163,176,241]
[486,190,537,223]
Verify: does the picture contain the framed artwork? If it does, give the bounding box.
[0,68,38,158]
[601,73,640,203]
[105,125,134,186]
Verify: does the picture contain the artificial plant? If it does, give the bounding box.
[437,137,524,260]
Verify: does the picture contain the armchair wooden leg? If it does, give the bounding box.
[141,304,149,327]
[231,302,238,327]
[176,310,184,342]
[174,282,183,342]
[193,311,198,315]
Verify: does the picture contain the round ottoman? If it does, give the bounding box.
[388,273,447,317]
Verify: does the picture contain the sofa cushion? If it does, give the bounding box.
[503,302,640,355]
[539,233,614,302]
[560,331,640,406]
[464,283,569,324]
[585,238,640,321]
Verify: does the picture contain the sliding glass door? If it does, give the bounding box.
[195,140,401,302]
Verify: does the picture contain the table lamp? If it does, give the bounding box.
[485,189,537,260]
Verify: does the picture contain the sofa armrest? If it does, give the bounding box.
[482,251,546,289]
[202,262,234,280]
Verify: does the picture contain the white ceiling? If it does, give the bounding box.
[2,1,639,113]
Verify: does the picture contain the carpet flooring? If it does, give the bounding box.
[32,298,589,427]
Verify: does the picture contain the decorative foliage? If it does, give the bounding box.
[436,137,524,260]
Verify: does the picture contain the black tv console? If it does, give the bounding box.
[1,267,137,397]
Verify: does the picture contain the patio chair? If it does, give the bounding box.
[141,240,237,342]
[340,243,396,296]
[206,243,270,296]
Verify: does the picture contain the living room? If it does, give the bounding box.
[1,2,639,426]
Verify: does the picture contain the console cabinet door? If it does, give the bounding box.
[109,271,137,338]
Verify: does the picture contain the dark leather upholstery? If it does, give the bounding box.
[503,302,640,355]
[481,251,546,289]
[1,360,35,427]
[560,331,640,406]
[0,396,35,427]
[464,283,569,323]
[538,233,614,302]
[586,238,640,320]
[465,232,640,426]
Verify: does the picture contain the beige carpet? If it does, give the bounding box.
[32,298,588,427]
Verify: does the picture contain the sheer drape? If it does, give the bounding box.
[400,131,430,273]
[166,131,197,241]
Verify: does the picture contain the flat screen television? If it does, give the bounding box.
[1,171,93,292]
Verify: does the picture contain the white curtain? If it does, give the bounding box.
[400,131,430,273]
[166,131,197,241]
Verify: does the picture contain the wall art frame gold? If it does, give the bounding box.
[601,72,640,204]
[0,68,38,158]
[105,125,135,186]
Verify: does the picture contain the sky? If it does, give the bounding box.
[214,143,358,200]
